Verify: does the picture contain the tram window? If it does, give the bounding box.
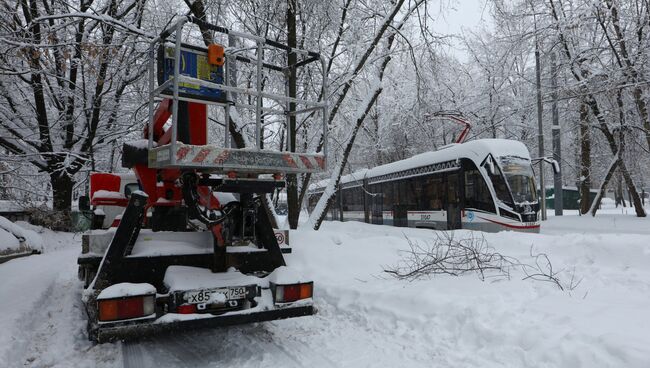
[465,169,495,213]
[447,174,459,203]
[368,183,380,201]
[341,189,348,211]
[397,179,407,205]
[367,184,381,207]
[407,178,419,206]
[341,186,362,211]
[330,192,340,219]
[413,178,425,209]
[486,164,513,205]
[351,186,364,211]
[383,181,395,207]
[308,192,323,212]
[343,189,354,211]
[356,187,363,210]
[424,176,444,210]
[395,180,404,205]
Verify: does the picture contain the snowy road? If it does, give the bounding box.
[2,214,650,368]
[119,277,438,368]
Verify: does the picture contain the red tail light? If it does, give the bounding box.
[272,282,313,303]
[283,285,301,302]
[98,295,155,322]
[177,304,197,314]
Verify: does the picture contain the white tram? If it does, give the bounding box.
[308,139,541,233]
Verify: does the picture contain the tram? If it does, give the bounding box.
[308,139,541,233]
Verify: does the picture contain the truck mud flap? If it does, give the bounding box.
[95,305,316,343]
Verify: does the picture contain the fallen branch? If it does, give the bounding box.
[384,232,581,291]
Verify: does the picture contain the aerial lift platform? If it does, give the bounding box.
[77,16,327,342]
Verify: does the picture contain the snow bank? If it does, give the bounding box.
[0,232,119,367]
[3,207,650,367]
[0,215,43,253]
[0,228,19,250]
[284,216,650,367]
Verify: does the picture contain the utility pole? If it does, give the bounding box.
[551,51,563,216]
[535,39,547,220]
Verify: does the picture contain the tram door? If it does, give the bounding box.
[446,173,462,230]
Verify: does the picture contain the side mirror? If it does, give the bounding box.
[79,195,90,211]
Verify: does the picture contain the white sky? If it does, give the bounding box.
[430,0,493,60]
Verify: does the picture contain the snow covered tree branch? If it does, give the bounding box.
[0,0,149,211]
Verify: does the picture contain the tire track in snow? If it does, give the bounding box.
[122,342,148,368]
[232,324,337,368]
[5,278,58,367]
[121,322,332,368]
[305,283,442,366]
[121,289,435,368]
[4,248,121,368]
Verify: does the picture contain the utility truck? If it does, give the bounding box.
[77,17,327,342]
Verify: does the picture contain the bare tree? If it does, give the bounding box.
[0,0,148,212]
[307,0,432,229]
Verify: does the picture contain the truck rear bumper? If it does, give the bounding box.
[95,305,316,342]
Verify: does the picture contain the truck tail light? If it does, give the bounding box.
[272,282,313,303]
[177,304,197,314]
[98,295,155,322]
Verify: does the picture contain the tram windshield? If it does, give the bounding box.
[499,156,537,204]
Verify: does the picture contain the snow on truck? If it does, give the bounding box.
[77,17,327,342]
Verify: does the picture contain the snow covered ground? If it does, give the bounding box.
[1,211,649,368]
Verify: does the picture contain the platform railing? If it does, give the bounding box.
[146,17,328,173]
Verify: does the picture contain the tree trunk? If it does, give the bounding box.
[631,86,650,152]
[309,25,402,229]
[50,172,73,212]
[584,95,645,216]
[296,0,413,210]
[590,158,619,216]
[619,160,646,216]
[549,0,645,217]
[579,101,591,215]
[310,84,383,230]
[287,0,300,229]
[615,173,625,207]
[286,0,300,229]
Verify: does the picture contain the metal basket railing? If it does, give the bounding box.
[145,17,328,174]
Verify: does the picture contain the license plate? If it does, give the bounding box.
[185,287,247,304]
